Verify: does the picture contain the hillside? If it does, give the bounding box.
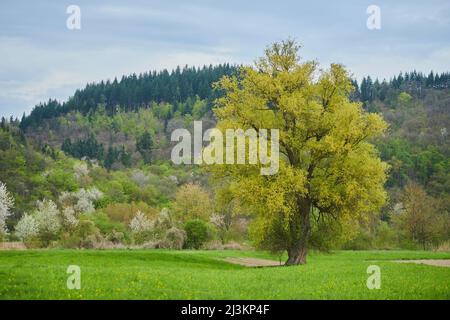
[1,65,449,251]
[18,69,450,194]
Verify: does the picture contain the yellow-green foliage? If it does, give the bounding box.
[211,40,388,254]
[65,105,162,138]
[102,201,159,224]
[173,183,213,222]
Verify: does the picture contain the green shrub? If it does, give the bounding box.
[46,167,78,193]
[89,212,126,235]
[58,232,83,249]
[76,220,99,239]
[184,219,209,249]
[103,202,158,224]
[59,220,101,248]
[164,227,186,250]
[132,230,154,245]
[23,236,42,249]
[373,221,397,249]
[107,229,125,244]
[342,229,373,250]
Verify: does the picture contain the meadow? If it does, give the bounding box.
[0,249,449,300]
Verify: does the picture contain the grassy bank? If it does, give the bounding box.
[0,249,449,299]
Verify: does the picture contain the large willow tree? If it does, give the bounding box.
[211,40,388,265]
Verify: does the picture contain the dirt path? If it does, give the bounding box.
[224,257,282,267]
[225,257,450,268]
[393,259,450,267]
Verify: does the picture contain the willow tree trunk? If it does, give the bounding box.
[285,199,311,265]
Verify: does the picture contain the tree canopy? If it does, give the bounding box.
[211,40,389,264]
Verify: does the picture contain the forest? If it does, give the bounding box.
[1,52,449,254]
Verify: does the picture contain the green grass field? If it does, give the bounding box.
[0,249,449,299]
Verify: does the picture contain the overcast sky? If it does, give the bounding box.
[0,0,449,118]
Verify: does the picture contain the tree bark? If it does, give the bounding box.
[286,241,308,265]
[285,199,311,265]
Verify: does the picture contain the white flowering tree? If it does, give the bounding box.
[34,199,61,241]
[73,162,89,181]
[131,170,150,187]
[0,181,14,237]
[59,187,103,215]
[87,187,103,200]
[75,187,103,214]
[210,213,229,244]
[210,213,225,229]
[74,197,95,214]
[154,208,172,230]
[58,191,72,206]
[129,211,152,234]
[15,214,39,241]
[62,206,78,228]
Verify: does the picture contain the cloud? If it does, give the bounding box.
[0,34,236,117]
[0,0,449,117]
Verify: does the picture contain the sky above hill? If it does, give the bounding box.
[0,0,449,118]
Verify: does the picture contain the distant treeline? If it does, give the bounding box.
[19,64,238,129]
[354,71,450,103]
[18,67,450,130]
